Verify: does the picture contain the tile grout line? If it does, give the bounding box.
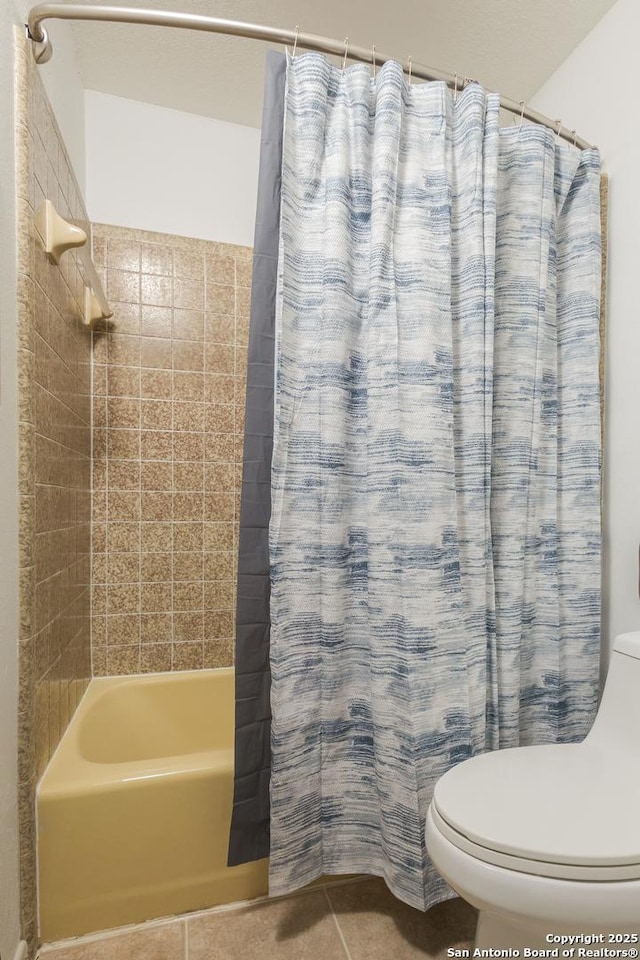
[323,887,354,960]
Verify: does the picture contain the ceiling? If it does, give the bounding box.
[49,0,618,128]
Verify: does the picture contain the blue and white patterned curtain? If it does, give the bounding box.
[268,53,602,911]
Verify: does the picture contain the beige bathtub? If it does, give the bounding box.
[37,669,269,941]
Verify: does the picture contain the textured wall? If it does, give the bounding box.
[531,0,636,659]
[85,92,260,246]
[15,41,92,954]
[91,223,251,675]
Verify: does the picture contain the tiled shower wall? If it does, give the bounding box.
[15,35,92,953]
[91,224,251,675]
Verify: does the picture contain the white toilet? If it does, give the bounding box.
[426,631,640,947]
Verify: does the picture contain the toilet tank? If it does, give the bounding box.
[585,632,640,749]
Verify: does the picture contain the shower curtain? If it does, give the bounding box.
[228,51,285,868]
[233,51,602,911]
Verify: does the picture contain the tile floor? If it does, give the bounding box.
[37,879,478,959]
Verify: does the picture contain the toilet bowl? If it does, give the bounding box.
[425,631,640,947]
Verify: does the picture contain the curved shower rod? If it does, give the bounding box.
[26,2,594,150]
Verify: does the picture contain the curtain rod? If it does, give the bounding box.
[26,3,594,150]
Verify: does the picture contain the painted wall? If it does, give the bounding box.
[84,91,261,247]
[531,0,640,658]
[37,18,86,192]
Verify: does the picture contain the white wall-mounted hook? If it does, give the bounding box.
[34,199,87,264]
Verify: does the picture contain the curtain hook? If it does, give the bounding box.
[572,129,577,147]
[519,100,525,125]
[407,55,412,84]
[291,24,299,59]
[342,37,349,70]
[453,72,458,103]
[555,118,563,144]
[372,43,376,78]
[463,76,471,88]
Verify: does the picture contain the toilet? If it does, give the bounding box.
[425,631,640,947]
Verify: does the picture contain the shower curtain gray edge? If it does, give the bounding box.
[228,49,286,868]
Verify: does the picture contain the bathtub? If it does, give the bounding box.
[37,669,269,942]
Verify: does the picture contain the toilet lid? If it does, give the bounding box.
[432,743,640,869]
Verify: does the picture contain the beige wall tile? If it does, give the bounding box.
[205,253,235,285]
[92,649,107,675]
[174,278,204,311]
[140,399,172,430]
[173,339,204,371]
[174,248,204,281]
[173,400,205,431]
[204,580,234,609]
[141,304,172,339]
[107,397,140,429]
[140,582,172,613]
[204,611,234,640]
[173,492,204,522]
[205,433,234,462]
[205,463,235,491]
[108,460,141,490]
[108,365,141,398]
[141,461,172,490]
[107,238,141,273]
[204,552,234,581]
[140,522,172,552]
[107,553,140,583]
[141,242,172,277]
[206,343,235,375]
[107,522,140,552]
[92,224,251,681]
[17,52,93,955]
[203,637,234,668]
[206,404,234,434]
[173,613,203,643]
[206,313,235,344]
[173,309,204,341]
[107,615,140,645]
[107,583,140,615]
[173,432,204,462]
[140,643,173,673]
[141,553,172,583]
[141,491,173,522]
[140,430,172,460]
[108,429,140,460]
[141,274,172,307]
[173,522,204,552]
[173,461,204,491]
[140,613,172,644]
[141,337,172,370]
[106,645,141,675]
[172,641,204,670]
[235,257,253,287]
[107,270,140,305]
[109,302,140,336]
[141,368,172,399]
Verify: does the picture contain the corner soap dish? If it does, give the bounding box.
[33,199,112,328]
[34,198,87,263]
